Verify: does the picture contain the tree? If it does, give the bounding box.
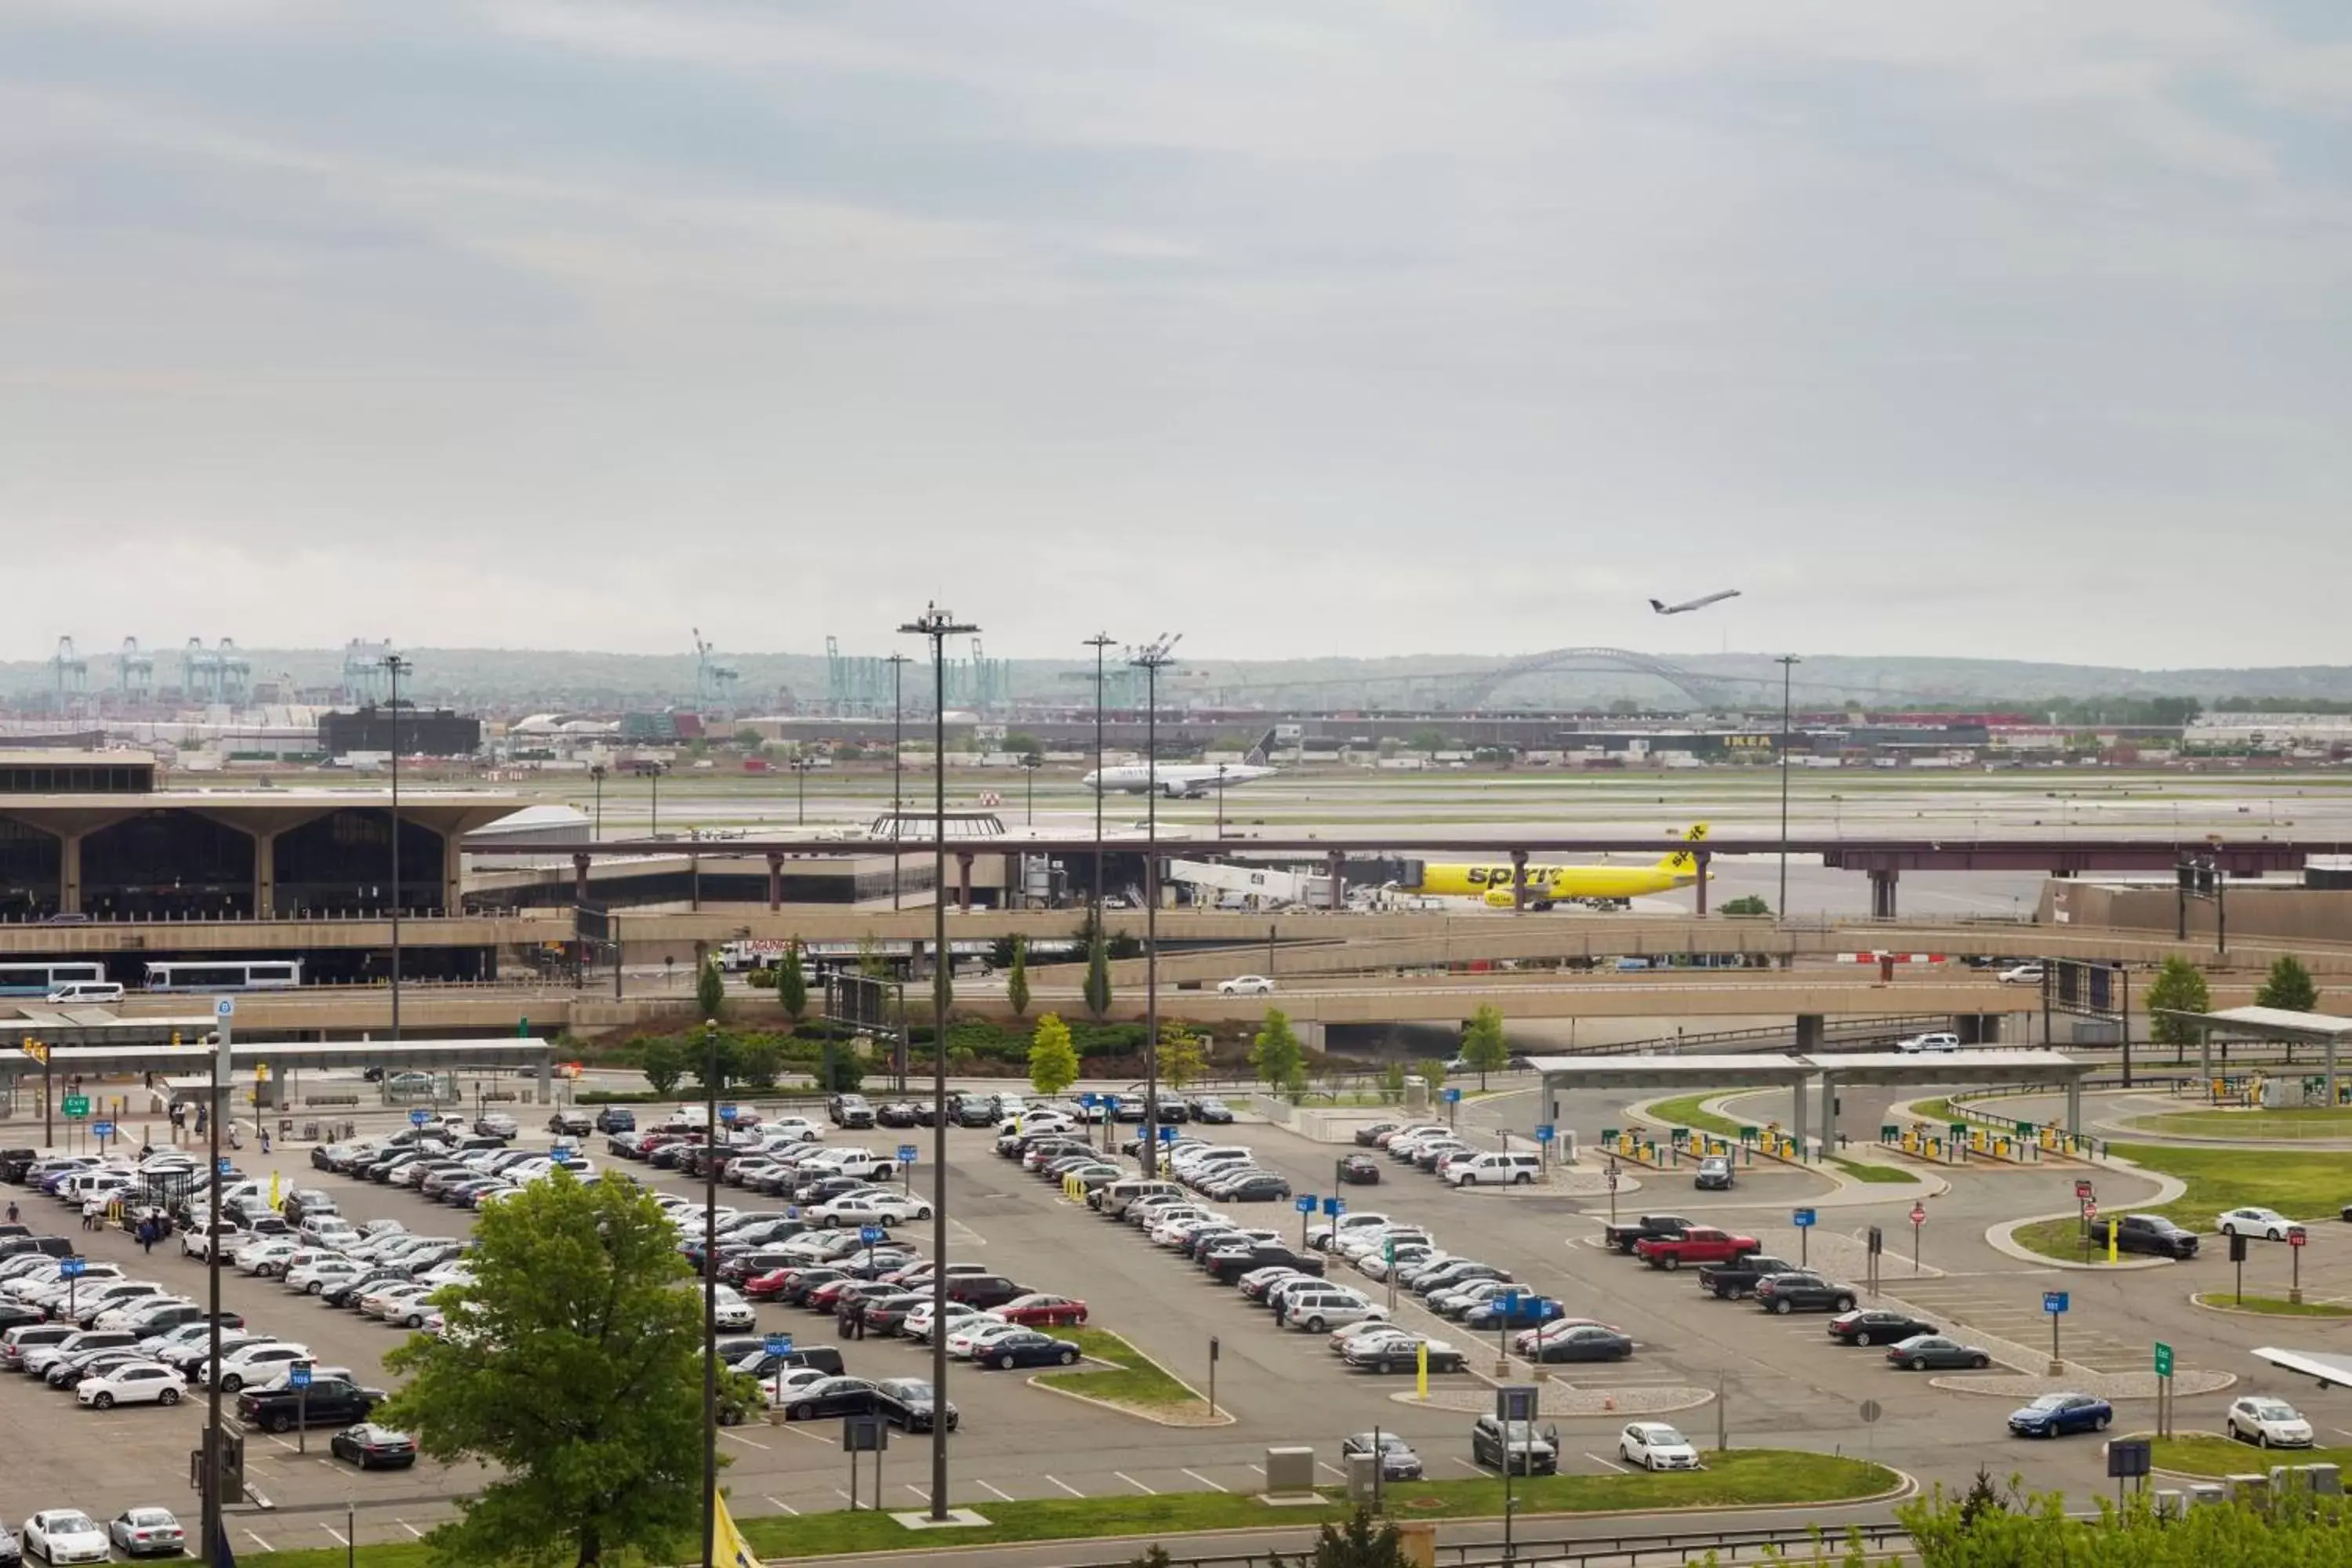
[2147,956,2212,1047]
[1460,1003,1510,1091]
[1381,1061,1407,1103]
[1083,925,1112,1018]
[373,1171,754,1568]
[1250,1007,1304,1092]
[778,942,808,1022]
[1158,1020,1207,1091]
[686,1026,739,1092]
[2256,953,2319,1014]
[1416,1058,1450,1094]
[1889,1482,2348,1567]
[1002,731,1043,757]
[1407,727,1450,755]
[1720,895,1772,916]
[637,1037,686,1097]
[1265,1508,1415,1568]
[1029,1014,1080,1098]
[1007,937,1031,1018]
[738,1037,783,1091]
[695,956,724,1022]
[857,935,888,979]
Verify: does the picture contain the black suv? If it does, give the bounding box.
[1753,1273,1857,1315]
[2098,1214,2199,1259]
[593,1107,637,1134]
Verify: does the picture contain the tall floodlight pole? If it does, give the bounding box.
[700,1016,720,1568]
[1130,635,1181,1178]
[1777,655,1801,920]
[589,764,606,842]
[201,1015,228,1566]
[887,654,911,910]
[1084,633,1116,913]
[900,604,976,1523]
[383,654,412,1041]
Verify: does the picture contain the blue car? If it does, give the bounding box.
[2007,1392,2112,1438]
[1463,1296,1563,1331]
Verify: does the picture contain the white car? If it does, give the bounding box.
[2217,1207,2303,1242]
[811,1193,934,1227]
[2227,1396,2314,1448]
[1338,1228,1434,1263]
[238,1240,302,1278]
[762,1117,825,1145]
[1217,975,1276,996]
[301,1217,363,1250]
[200,1341,314,1393]
[361,1283,438,1323]
[1896,1033,1961,1054]
[21,1511,112,1566]
[1280,1290,1386,1333]
[1356,1245,1442,1283]
[95,1295,190,1333]
[945,1321,1030,1361]
[900,1301,986,1345]
[1998,964,2045,985]
[753,1367,833,1406]
[289,1258,366,1295]
[709,1285,755,1332]
[75,1361,189,1410]
[1618,1421,1700,1471]
[1308,1212,1392,1250]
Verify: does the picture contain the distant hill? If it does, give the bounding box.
[7,645,2352,713]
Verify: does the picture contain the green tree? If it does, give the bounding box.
[2256,953,2319,1014]
[1250,1007,1304,1092]
[1407,727,1450,755]
[1381,1061,1407,1103]
[374,1171,754,1568]
[1416,1057,1449,1094]
[695,956,724,1022]
[738,1037,784,1091]
[1007,936,1031,1018]
[1002,731,1043,757]
[1460,1003,1510,1091]
[686,1026,739,1092]
[1083,924,1112,1018]
[857,935,887,979]
[1029,1014,1080,1098]
[637,1037,687,1097]
[1157,1020,1207,1091]
[2147,956,2212,1047]
[1887,1481,2347,1566]
[778,942,808,1022]
[1265,1507,1415,1568]
[1720,895,1772,916]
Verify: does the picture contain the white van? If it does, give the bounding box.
[47,981,125,1004]
[1097,1178,1184,1218]
[1450,1151,1543,1189]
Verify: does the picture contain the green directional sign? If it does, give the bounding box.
[2154,1341,2174,1378]
[61,1095,89,1120]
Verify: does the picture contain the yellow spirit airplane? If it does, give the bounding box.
[1409,825,1711,909]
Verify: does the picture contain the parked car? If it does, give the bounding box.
[2227,1396,2315,1448]
[1885,1334,1992,1371]
[2217,1207,2303,1242]
[870,1377,958,1432]
[20,1512,110,1566]
[1827,1309,1936,1347]
[1336,1154,1381,1185]
[1185,1096,1236,1125]
[1341,1431,1424,1479]
[971,1330,1081,1370]
[1517,1323,1632,1363]
[2096,1214,2200,1259]
[2006,1392,2112,1438]
[105,1509,185,1559]
[1469,1414,1559,1475]
[235,1374,387,1433]
[993,1294,1089,1327]
[328,1422,418,1469]
[74,1362,187,1409]
[1618,1421,1700,1471]
[779,1376,879,1421]
[1341,1330,1467,1375]
[1753,1274,1857,1316]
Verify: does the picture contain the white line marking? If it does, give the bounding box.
[834,1488,855,1504]
[763,1497,800,1515]
[1115,1472,1156,1494]
[242,1531,274,1552]
[778,1423,836,1447]
[1046,1474,1085,1497]
[321,1527,348,1546]
[1586,1453,1632,1472]
[719,1430,769,1450]
[399,1521,424,1539]
[1449,1457,1486,1475]
[1181,1468,1229,1492]
[977,1479,1015,1503]
[1317,1461,1348,1480]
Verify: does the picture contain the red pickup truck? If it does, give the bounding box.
[1635,1227,1761,1271]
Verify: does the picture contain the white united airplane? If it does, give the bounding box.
[1083,729,1280,799]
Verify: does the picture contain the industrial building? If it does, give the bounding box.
[319,705,484,757]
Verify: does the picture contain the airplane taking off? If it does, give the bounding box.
[1083,729,1280,799]
[1407,825,1711,909]
[1650,590,1740,615]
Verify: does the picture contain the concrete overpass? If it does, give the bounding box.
[0,910,572,955]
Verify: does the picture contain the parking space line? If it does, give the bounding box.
[1181,1468,1229,1493]
[1115,1472,1156,1495]
[976,1479,1015,1503]
[398,1522,424,1539]
[321,1527,348,1546]
[1449,1457,1486,1475]
[763,1497,800,1515]
[778,1423,836,1447]
[1045,1475,1084,1497]
[719,1430,770,1450]
[1585,1453,1630,1473]
[906,1485,931,1502]
[242,1530,274,1552]
[835,1489,855,1504]
[1317,1461,1348,1481]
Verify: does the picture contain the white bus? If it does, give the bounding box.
[142,959,304,993]
[0,961,107,996]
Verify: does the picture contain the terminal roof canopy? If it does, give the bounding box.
[2154,1005,2352,1041]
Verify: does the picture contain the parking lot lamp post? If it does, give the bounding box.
[1215,764,1227,839]
[383,653,412,1042]
[201,1022,227,1566]
[651,764,661,839]
[887,654,910,910]
[701,1015,720,1568]
[1776,655,1799,920]
[590,763,605,842]
[1083,633,1115,913]
[901,603,977,1523]
[1131,635,1181,1177]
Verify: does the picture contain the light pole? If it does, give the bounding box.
[888,653,911,911]
[794,756,812,826]
[700,1016,719,1568]
[1131,634,1181,1178]
[1084,633,1115,913]
[382,654,412,1042]
[200,1018,227,1566]
[899,603,975,1523]
[1776,655,1799,920]
[650,763,662,839]
[589,764,606,843]
[1022,754,1040,827]
[1215,763,1228,840]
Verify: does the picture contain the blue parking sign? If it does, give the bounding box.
[289,1363,313,1390]
[897,1145,918,1164]
[1534,1123,1555,1143]
[216,1157,232,1174]
[59,1258,85,1279]
[764,1334,792,1356]
[1157,1126,1176,1142]
[1322,1196,1343,1216]
[409,1109,430,1127]
[1792,1208,1817,1229]
[858,1225,886,1245]
[2043,1291,2070,1315]
[1295,1195,1318,1213]
[719,1104,739,1123]
[92,1121,114,1140]
[1441,1087,1463,1104]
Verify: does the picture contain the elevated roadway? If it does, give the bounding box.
[0,910,572,954]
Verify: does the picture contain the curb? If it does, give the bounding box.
[2187,1290,2352,1320]
[1025,1374,1236,1427]
[1982,1217,2173,1270]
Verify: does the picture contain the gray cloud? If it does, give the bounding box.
[1,1,2346,666]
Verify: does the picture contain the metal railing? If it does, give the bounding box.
[1099,1519,1912,1568]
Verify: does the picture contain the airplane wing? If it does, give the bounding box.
[1653,590,1740,614]
[2254,1346,2352,1388]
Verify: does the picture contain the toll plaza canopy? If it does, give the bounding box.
[2155,1005,2352,1106]
[1527,1048,2097,1154]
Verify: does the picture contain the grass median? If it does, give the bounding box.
[1826,1155,1914,1184]
[1034,1326,1207,1413]
[2152,1434,2352,1477]
[1646,1094,1741,1139]
[2193,1292,2352,1317]
[246,1450,1895,1567]
[2007,1141,2352,1264]
[2124,1107,2352,1142]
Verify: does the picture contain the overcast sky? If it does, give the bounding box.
[3,2,2347,667]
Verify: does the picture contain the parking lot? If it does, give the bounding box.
[9,1083,2343,1552]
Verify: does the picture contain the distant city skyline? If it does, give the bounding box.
[2,3,2345,663]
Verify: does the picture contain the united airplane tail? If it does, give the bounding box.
[1243,728,1278,766]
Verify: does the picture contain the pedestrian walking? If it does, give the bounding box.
[5,1200,17,1225]
[260,1129,271,1155]
[837,1305,853,1339]
[851,1299,868,1341]
[140,1220,156,1255]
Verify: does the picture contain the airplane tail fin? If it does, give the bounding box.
[1659,823,1709,873]
[1245,728,1278,766]
[1649,598,1668,613]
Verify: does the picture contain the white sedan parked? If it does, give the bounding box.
[1618,1421,1701,1471]
[2227,1396,2315,1448]
[22,1510,113,1566]
[2217,1207,2304,1242]
[811,1193,934,1227]
[75,1361,188,1410]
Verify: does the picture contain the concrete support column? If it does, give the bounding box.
[1791,1076,1809,1157]
[572,855,591,905]
[441,832,463,916]
[2199,1025,2211,1087]
[254,830,277,920]
[537,1048,553,1105]
[766,852,784,912]
[58,832,82,915]
[1511,849,1529,916]
[1868,869,1900,919]
[1693,851,1710,916]
[956,851,973,911]
[1795,1014,1825,1053]
[1819,1072,1838,1152]
[1327,851,1344,911]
